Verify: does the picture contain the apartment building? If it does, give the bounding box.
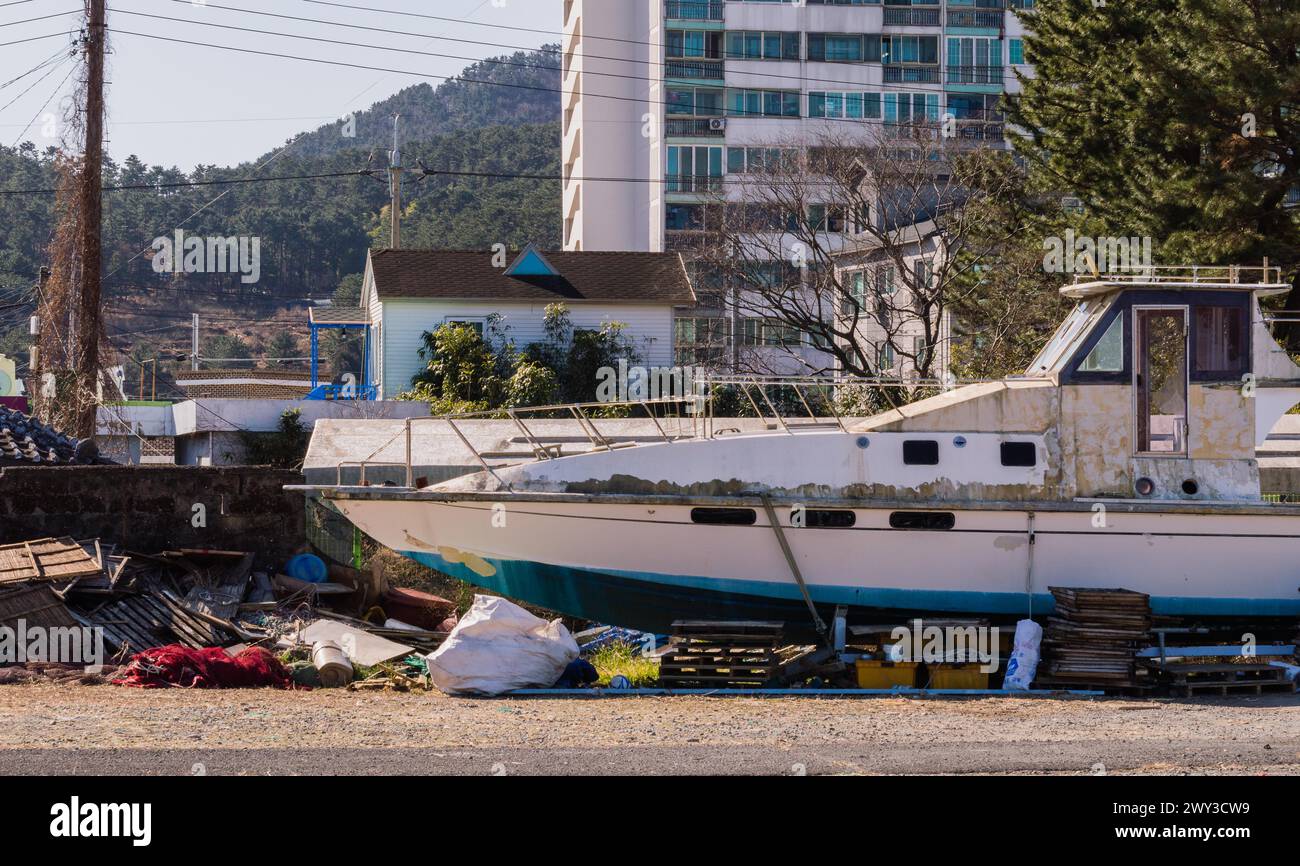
[561,0,1033,373]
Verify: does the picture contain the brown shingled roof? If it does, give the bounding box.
[368,249,696,305]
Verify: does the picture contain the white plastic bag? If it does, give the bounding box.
[425,595,579,696]
[1001,619,1042,691]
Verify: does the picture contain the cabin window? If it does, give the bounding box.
[902,440,939,465]
[1000,442,1037,467]
[1078,314,1124,372]
[799,508,856,528]
[1193,306,1245,377]
[889,511,955,530]
[690,507,757,525]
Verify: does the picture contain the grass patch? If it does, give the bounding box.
[588,641,660,687]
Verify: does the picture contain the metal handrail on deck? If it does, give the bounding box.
[339,376,949,491]
[1072,264,1283,285]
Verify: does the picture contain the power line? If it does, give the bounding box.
[0,167,374,195]
[0,44,70,91]
[106,27,1018,128]
[150,0,1032,95]
[10,59,76,147]
[0,10,80,29]
[0,52,73,117]
[303,0,645,47]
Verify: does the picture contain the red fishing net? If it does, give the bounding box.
[113,645,293,689]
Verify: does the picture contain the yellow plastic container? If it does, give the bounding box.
[855,660,920,689]
[927,663,989,690]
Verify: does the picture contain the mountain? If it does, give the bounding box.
[273,46,561,161]
[0,46,565,368]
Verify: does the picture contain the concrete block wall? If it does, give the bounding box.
[0,465,305,565]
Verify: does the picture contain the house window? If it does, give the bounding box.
[1009,38,1025,66]
[444,317,485,336]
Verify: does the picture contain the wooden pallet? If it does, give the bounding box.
[1158,663,1294,697]
[660,620,788,686]
[0,537,104,584]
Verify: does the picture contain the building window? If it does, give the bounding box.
[881,34,938,65]
[1009,38,1025,66]
[727,146,796,174]
[884,93,940,124]
[726,89,801,118]
[667,145,724,192]
[809,91,882,119]
[725,30,800,60]
[877,342,896,371]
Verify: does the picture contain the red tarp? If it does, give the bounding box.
[113,645,292,689]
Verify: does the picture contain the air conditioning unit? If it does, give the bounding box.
[708,118,727,131]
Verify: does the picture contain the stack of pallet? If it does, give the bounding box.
[658,620,789,688]
[1041,587,1151,687]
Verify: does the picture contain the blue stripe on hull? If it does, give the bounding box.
[401,551,1300,634]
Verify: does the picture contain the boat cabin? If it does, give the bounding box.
[860,267,1300,502]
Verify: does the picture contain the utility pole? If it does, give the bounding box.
[73,0,106,438]
[191,313,199,370]
[389,114,402,249]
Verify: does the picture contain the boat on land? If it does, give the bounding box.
[318,267,1300,634]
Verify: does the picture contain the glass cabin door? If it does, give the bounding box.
[1134,307,1188,454]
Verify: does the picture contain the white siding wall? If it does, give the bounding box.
[377,299,678,398]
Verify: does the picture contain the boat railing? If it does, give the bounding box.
[1072,264,1283,285]
[345,375,946,490]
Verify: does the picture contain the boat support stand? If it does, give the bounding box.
[759,493,829,644]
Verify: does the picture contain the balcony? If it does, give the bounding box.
[884,64,941,84]
[946,65,1004,85]
[665,58,725,81]
[666,118,725,137]
[666,175,724,194]
[665,1,723,21]
[883,8,941,26]
[947,10,1005,29]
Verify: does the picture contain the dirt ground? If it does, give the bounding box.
[0,683,1296,775]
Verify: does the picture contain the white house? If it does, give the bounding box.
[360,246,697,399]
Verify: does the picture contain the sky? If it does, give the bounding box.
[0,0,564,169]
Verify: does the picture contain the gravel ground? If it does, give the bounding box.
[0,683,1296,775]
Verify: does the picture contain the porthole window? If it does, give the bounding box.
[889,511,955,531]
[1182,479,1199,496]
[797,508,856,528]
[690,507,757,525]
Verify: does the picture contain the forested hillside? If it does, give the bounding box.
[0,47,563,366]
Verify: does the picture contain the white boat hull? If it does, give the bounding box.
[330,494,1300,632]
